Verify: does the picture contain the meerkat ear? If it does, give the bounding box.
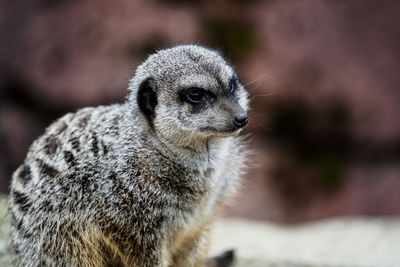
[137,78,158,121]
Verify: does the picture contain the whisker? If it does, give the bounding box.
[252,92,277,97]
[242,74,270,87]
[250,123,272,132]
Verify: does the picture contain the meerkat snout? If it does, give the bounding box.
[232,114,248,128]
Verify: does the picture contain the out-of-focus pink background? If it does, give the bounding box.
[1,0,399,223]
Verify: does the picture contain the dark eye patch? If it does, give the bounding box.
[186,88,207,104]
[180,88,215,106]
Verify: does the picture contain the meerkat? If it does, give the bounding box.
[9,45,249,267]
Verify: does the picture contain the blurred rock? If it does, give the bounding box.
[1,0,400,222]
[223,139,400,223]
[249,0,400,143]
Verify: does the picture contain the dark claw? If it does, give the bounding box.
[205,249,235,267]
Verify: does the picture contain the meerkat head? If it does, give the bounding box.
[128,45,249,149]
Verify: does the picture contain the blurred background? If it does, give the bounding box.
[1,0,399,224]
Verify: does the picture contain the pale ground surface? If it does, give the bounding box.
[1,196,399,266]
[210,218,400,267]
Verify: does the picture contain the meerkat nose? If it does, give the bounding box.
[232,114,248,128]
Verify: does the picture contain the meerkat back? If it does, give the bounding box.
[9,45,249,267]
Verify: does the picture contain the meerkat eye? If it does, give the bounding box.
[229,78,238,94]
[185,88,208,104]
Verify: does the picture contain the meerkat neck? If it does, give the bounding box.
[153,134,232,171]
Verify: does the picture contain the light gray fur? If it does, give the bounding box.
[9,45,249,267]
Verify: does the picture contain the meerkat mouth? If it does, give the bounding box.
[200,126,241,137]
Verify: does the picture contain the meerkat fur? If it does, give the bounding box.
[9,45,249,267]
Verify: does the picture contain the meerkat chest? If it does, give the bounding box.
[179,152,234,223]
[166,159,233,256]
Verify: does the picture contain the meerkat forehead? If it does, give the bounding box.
[136,45,236,93]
